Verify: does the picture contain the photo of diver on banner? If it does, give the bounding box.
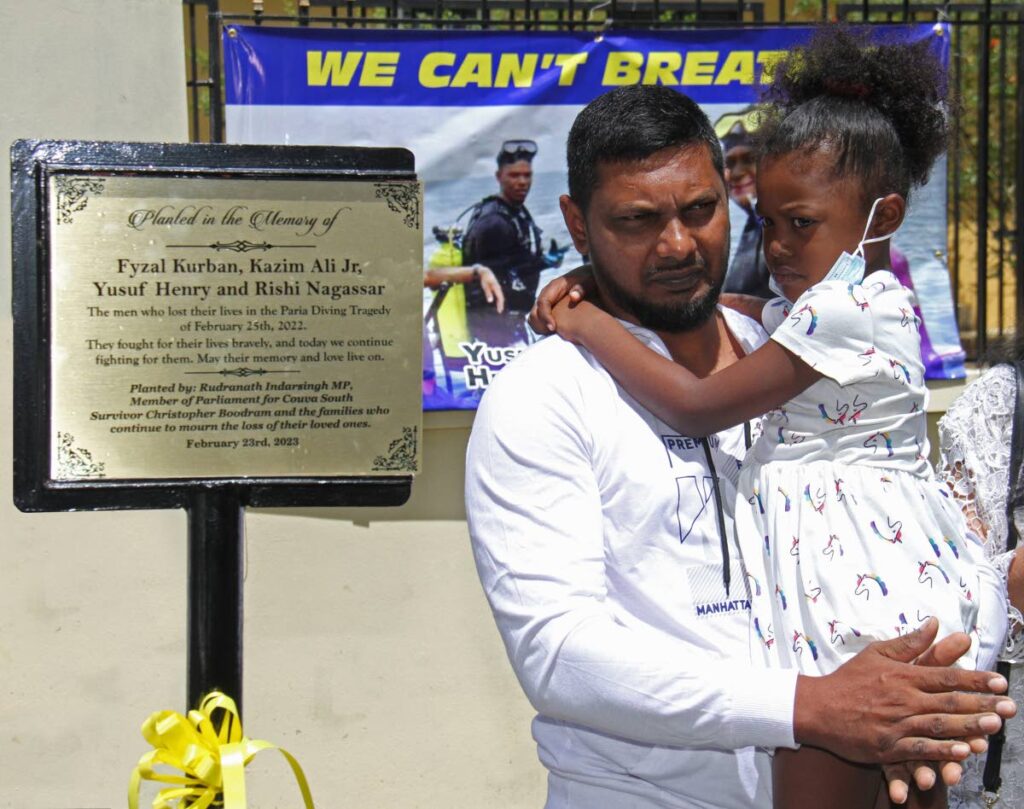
[423,139,568,407]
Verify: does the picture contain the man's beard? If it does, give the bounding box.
[593,261,724,333]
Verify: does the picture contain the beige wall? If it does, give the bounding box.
[0,2,542,807]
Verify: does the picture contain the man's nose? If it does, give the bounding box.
[657,217,697,260]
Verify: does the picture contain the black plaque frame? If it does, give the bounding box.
[11,140,420,711]
[12,139,416,512]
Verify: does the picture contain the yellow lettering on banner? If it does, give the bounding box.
[419,52,456,87]
[643,52,683,85]
[602,52,644,86]
[682,51,719,85]
[714,50,754,85]
[495,53,539,88]
[554,53,588,85]
[359,52,400,86]
[452,53,493,88]
[307,51,363,86]
[758,50,788,83]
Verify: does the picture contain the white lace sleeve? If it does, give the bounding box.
[942,366,1024,809]
[937,365,1017,555]
[937,365,1024,657]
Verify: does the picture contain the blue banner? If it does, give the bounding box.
[225,23,964,411]
[225,25,947,107]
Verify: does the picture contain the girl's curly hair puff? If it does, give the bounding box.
[754,26,950,207]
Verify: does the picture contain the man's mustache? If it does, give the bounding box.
[646,259,706,278]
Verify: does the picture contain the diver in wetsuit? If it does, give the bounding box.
[461,139,548,346]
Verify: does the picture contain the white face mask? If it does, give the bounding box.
[768,196,896,303]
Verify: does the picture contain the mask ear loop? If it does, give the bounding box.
[855,197,895,257]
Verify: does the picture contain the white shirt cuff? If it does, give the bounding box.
[723,666,799,750]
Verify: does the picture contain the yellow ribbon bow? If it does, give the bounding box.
[128,691,314,809]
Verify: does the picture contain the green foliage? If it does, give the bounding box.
[949,22,1020,227]
[791,0,825,20]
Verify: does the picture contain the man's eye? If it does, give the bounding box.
[682,200,717,225]
[793,217,816,229]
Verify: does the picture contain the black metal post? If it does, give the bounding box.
[977,0,992,359]
[998,14,1008,335]
[1016,20,1024,339]
[187,488,245,715]
[208,0,225,143]
[187,1,199,142]
[952,13,962,325]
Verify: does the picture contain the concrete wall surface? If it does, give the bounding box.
[0,2,543,808]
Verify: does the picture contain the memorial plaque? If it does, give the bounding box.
[49,174,422,480]
[13,140,423,510]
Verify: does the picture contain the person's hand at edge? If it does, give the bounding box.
[881,628,997,804]
[794,618,1014,770]
[529,265,597,334]
[476,265,505,313]
[423,264,504,314]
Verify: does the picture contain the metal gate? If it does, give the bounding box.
[183,0,1023,360]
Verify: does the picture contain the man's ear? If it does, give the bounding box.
[869,193,906,238]
[559,194,589,255]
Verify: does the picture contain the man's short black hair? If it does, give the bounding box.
[567,85,724,212]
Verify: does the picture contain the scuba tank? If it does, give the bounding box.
[429,224,465,269]
[426,224,472,359]
[427,199,478,269]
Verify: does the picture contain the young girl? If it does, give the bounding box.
[535,28,1004,809]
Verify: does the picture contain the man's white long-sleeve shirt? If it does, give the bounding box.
[466,308,798,809]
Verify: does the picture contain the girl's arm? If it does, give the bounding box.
[529,265,597,334]
[1009,550,1024,611]
[556,300,821,437]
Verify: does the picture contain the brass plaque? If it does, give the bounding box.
[48,174,423,480]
